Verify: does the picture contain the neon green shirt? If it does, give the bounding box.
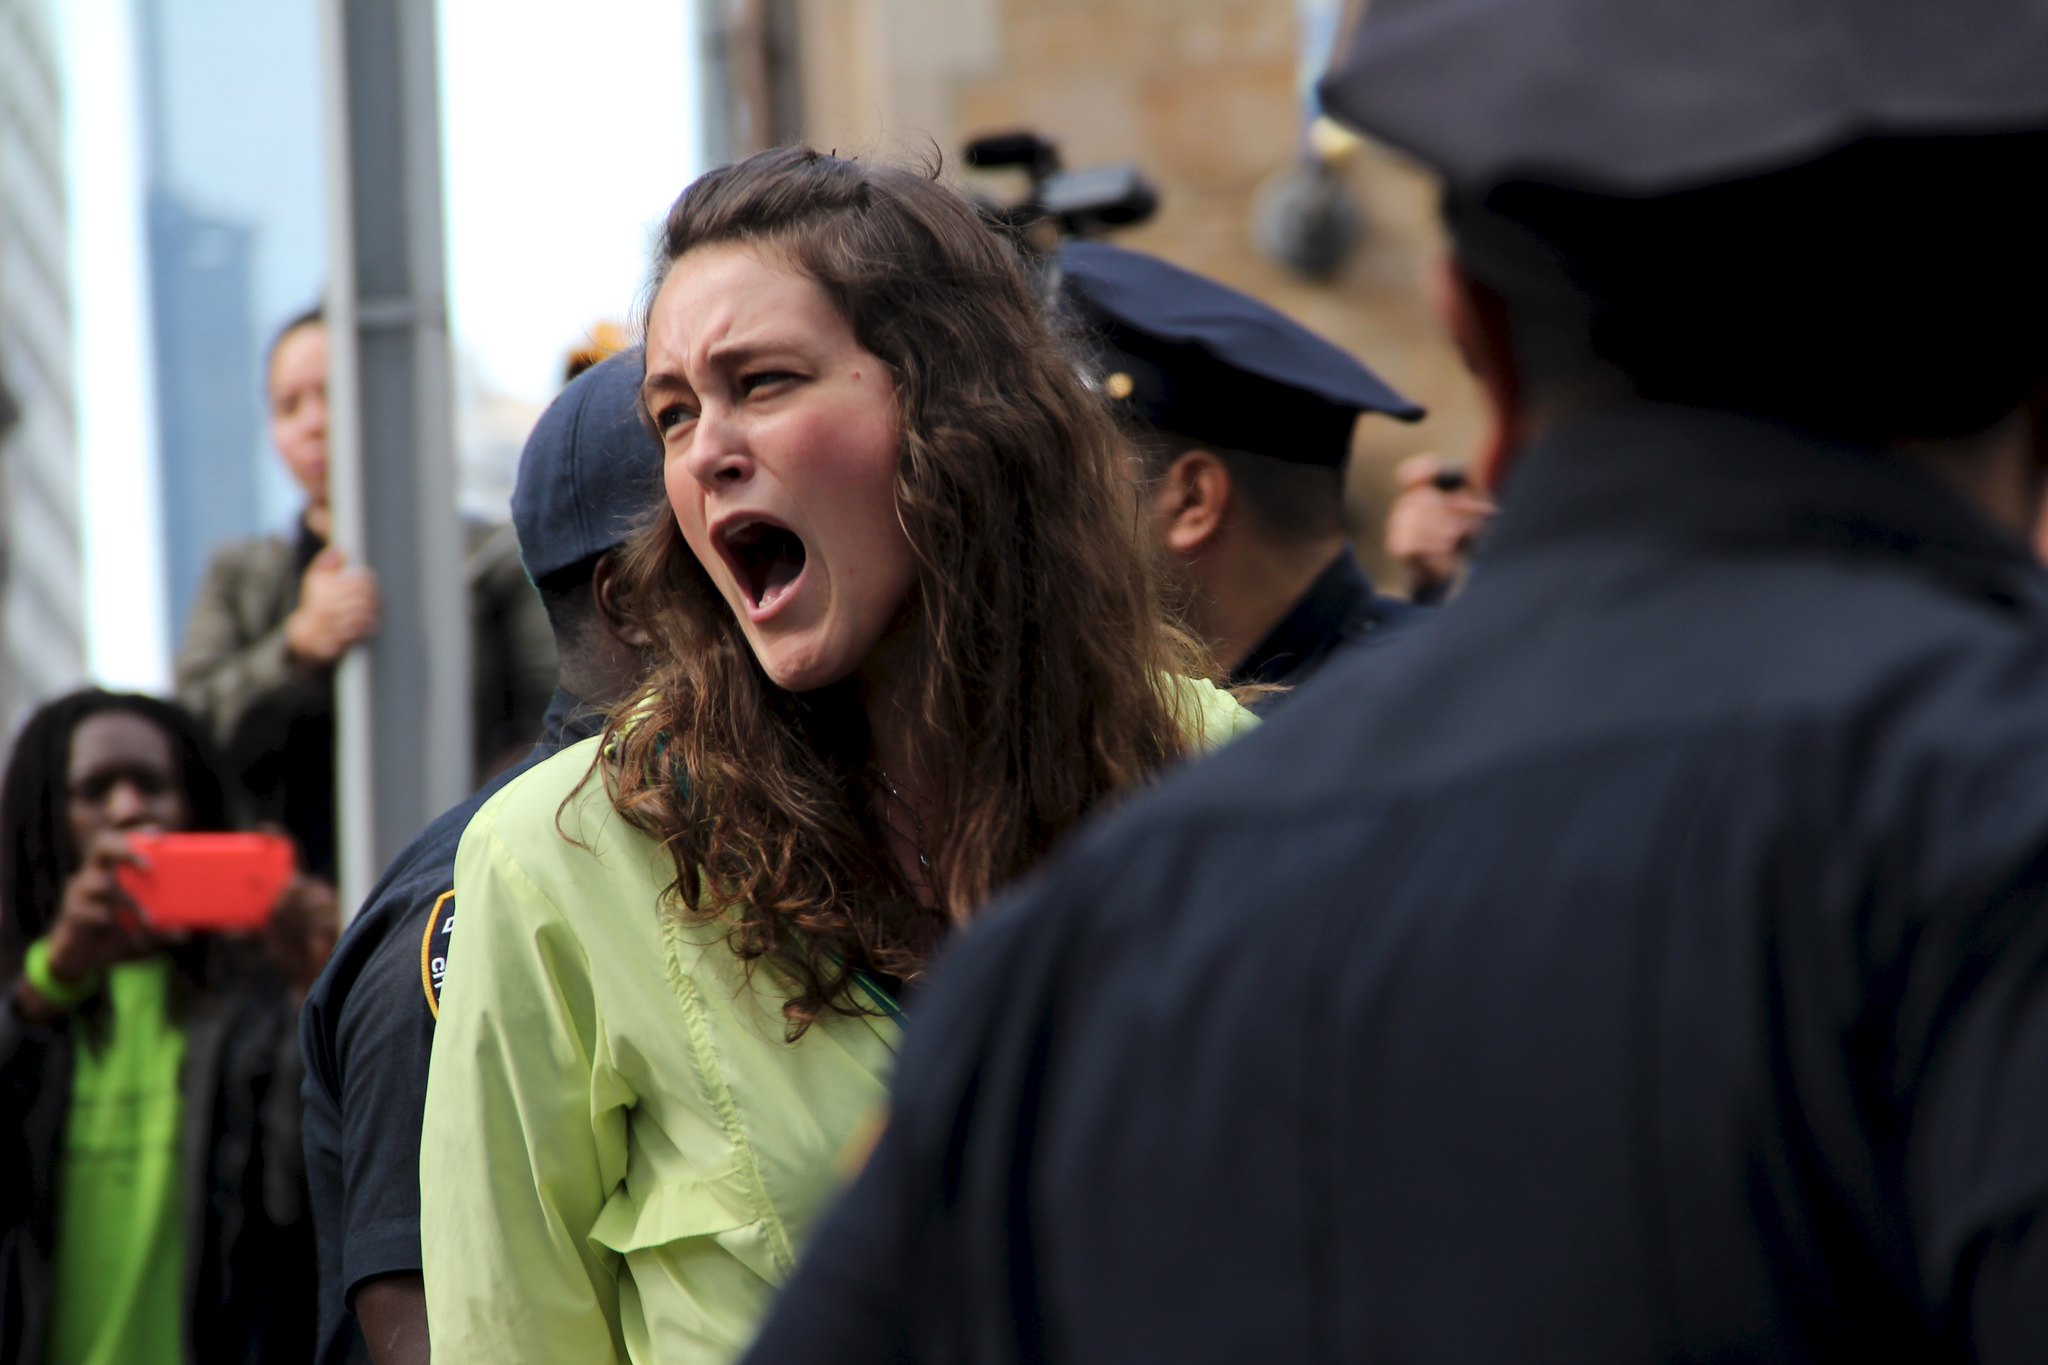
[422,678,1255,1363]
[46,959,188,1365]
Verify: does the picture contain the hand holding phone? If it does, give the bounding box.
[38,831,168,985]
[115,832,298,933]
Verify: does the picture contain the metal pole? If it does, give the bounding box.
[317,0,468,913]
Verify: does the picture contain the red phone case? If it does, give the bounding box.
[115,833,297,931]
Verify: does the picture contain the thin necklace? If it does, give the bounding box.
[871,765,932,873]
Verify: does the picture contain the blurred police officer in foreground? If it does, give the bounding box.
[300,351,659,1365]
[1060,243,1425,702]
[742,2,2048,1361]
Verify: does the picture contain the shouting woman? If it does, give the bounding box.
[420,147,1252,1362]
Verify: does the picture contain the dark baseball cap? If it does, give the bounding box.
[1058,241,1422,470]
[511,347,665,582]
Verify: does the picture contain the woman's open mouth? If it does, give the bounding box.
[720,519,810,617]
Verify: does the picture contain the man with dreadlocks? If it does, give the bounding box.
[1,689,333,1362]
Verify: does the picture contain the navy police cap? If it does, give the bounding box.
[1320,0,2048,196]
[1059,241,1422,470]
[512,347,665,582]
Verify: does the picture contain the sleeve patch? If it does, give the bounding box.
[421,890,456,1019]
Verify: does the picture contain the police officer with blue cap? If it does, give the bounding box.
[299,350,661,1365]
[1059,242,1424,702]
[742,1,2048,1362]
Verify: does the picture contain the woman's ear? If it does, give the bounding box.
[1152,449,1233,556]
[1432,256,1522,494]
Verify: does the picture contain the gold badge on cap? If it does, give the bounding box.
[1104,371,1135,401]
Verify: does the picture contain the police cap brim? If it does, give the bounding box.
[1319,0,2048,195]
[1060,242,1423,470]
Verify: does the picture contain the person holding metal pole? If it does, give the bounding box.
[175,310,379,880]
[176,311,558,881]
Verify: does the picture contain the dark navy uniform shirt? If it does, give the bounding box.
[1230,549,1418,703]
[300,688,605,1364]
[744,405,2048,1364]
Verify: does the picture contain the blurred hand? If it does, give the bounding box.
[286,547,380,667]
[1386,453,1498,602]
[44,831,180,982]
[264,874,341,1000]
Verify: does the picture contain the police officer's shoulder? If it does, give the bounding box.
[317,745,547,1031]
[1856,612,2048,841]
[1347,589,1421,642]
[355,801,484,1023]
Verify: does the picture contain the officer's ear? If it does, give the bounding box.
[2020,381,2048,564]
[590,550,652,649]
[1434,256,1522,495]
[1152,448,1233,556]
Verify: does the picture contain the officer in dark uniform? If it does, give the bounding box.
[298,351,660,1364]
[741,2,2048,1362]
[1058,242,1425,701]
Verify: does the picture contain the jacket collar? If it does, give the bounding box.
[1233,549,1375,688]
[1483,403,2048,611]
[534,688,607,757]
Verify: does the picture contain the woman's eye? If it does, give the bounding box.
[653,404,696,434]
[741,371,797,396]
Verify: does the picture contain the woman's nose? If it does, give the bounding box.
[681,405,752,488]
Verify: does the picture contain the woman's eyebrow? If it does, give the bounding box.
[643,341,805,406]
[703,338,802,370]
[641,367,692,403]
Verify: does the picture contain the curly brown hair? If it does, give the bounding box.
[601,145,1214,1035]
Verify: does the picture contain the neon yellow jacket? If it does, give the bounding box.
[421,680,1255,1362]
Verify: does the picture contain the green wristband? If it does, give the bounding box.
[23,937,101,1011]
